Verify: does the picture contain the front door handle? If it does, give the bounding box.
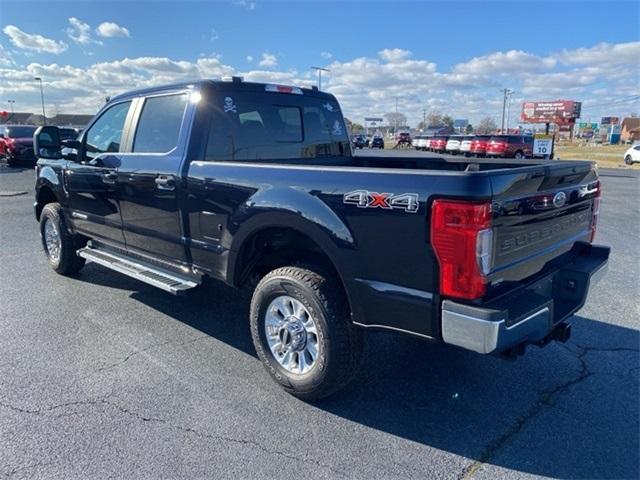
[155,175,176,191]
[101,172,117,184]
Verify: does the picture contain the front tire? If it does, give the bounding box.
[625,155,634,165]
[250,266,362,400]
[514,150,525,159]
[40,203,86,274]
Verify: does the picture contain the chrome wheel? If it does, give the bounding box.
[264,295,319,374]
[44,217,61,262]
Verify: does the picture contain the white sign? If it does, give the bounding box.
[533,135,553,156]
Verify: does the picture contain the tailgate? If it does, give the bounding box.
[487,161,599,285]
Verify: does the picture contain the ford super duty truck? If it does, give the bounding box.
[32,78,609,399]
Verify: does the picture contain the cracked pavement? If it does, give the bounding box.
[1,159,638,479]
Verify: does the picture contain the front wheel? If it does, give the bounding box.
[40,203,86,274]
[250,266,362,400]
[625,155,634,165]
[514,150,525,159]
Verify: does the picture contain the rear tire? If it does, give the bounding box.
[514,150,525,159]
[39,203,86,275]
[250,266,362,400]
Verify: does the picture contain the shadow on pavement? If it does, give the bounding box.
[72,266,639,479]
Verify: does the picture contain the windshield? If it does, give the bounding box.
[205,91,351,161]
[6,126,37,138]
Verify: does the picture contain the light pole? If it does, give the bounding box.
[7,100,15,114]
[34,77,46,125]
[311,66,329,91]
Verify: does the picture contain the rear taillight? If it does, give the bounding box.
[590,180,601,243]
[431,200,493,300]
[5,138,15,151]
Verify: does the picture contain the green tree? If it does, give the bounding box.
[465,124,474,134]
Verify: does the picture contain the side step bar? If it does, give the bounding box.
[77,246,200,295]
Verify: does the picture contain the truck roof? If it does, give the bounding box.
[108,78,335,104]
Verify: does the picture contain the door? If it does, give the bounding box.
[65,100,133,245]
[117,92,190,264]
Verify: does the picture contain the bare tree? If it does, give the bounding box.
[476,116,498,134]
[384,112,407,132]
[427,111,443,127]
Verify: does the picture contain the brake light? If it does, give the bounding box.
[589,180,601,243]
[431,200,493,300]
[4,137,15,151]
[265,84,303,95]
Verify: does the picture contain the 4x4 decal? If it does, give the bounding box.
[343,190,419,213]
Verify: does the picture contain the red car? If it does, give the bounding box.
[485,135,534,159]
[430,136,449,152]
[469,135,492,157]
[1,125,37,167]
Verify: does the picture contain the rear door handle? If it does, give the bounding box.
[155,175,176,191]
[101,172,117,184]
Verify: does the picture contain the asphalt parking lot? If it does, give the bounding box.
[1,152,638,480]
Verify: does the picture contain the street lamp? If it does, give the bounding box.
[7,100,15,114]
[34,77,46,125]
[311,66,329,91]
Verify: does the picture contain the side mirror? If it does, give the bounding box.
[33,126,62,160]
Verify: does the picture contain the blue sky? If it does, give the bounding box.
[1,0,639,125]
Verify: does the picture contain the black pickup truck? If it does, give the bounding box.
[33,78,609,399]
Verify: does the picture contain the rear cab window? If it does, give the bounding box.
[204,89,350,162]
[133,93,188,154]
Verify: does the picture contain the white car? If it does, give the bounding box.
[624,144,640,165]
[459,135,474,156]
[445,135,464,154]
[412,135,427,150]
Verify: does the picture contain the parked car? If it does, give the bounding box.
[412,135,425,150]
[423,136,433,150]
[445,135,464,154]
[352,134,367,149]
[470,135,492,157]
[33,78,608,400]
[486,135,534,159]
[1,125,37,167]
[370,136,384,149]
[430,135,449,152]
[623,144,640,165]
[395,132,411,146]
[459,135,475,156]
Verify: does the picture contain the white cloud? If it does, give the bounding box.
[453,50,556,75]
[2,25,67,54]
[258,52,277,68]
[0,41,637,126]
[96,22,130,38]
[553,41,640,67]
[66,17,100,45]
[378,48,412,63]
[0,43,16,67]
[233,0,256,10]
[209,28,219,42]
[320,51,333,60]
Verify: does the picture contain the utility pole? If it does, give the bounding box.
[423,109,426,130]
[506,90,515,132]
[394,96,399,133]
[34,77,46,125]
[7,100,15,114]
[500,88,513,133]
[311,66,329,91]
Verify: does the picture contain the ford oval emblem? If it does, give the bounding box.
[553,191,567,208]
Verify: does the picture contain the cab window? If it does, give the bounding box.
[84,101,132,162]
